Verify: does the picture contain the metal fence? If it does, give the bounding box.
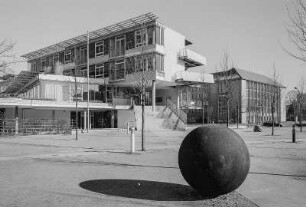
[0,119,72,136]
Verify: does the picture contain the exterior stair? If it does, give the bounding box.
[133,103,186,131]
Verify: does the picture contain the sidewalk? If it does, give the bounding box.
[0,126,305,206]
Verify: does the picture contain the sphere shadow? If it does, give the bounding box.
[79,179,204,201]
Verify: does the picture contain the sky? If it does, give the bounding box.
[0,0,305,92]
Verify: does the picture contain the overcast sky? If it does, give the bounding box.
[0,0,305,91]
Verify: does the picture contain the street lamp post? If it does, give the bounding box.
[294,87,303,132]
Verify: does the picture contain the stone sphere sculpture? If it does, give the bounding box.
[178,125,250,197]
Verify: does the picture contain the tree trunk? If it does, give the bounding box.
[236,103,239,129]
[300,111,303,132]
[141,93,145,151]
[75,74,78,141]
[226,100,229,128]
[202,93,205,126]
[272,107,275,136]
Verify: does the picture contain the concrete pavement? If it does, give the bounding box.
[0,126,305,206]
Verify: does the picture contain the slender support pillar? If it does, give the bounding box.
[14,106,19,135]
[84,111,87,130]
[177,88,180,110]
[152,80,156,112]
[130,127,135,153]
[111,110,115,128]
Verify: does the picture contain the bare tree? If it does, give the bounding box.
[286,90,299,124]
[0,40,17,74]
[285,0,306,63]
[217,49,235,127]
[63,55,84,141]
[126,58,154,151]
[125,23,155,151]
[199,72,210,125]
[271,65,281,136]
[295,77,305,131]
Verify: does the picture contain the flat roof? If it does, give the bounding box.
[22,13,158,60]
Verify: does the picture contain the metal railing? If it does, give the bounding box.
[166,99,187,124]
[0,119,72,136]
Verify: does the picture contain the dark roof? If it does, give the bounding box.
[214,68,285,87]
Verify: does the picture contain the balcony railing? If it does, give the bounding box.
[179,48,207,68]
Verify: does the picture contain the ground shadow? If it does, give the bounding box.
[79,179,204,201]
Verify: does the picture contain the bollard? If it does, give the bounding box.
[15,118,19,135]
[292,125,296,143]
[130,127,135,153]
[127,122,130,135]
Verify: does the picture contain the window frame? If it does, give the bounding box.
[64,51,72,63]
[95,41,104,57]
[95,63,104,78]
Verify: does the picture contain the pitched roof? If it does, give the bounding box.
[213,68,285,87]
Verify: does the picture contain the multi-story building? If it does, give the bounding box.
[210,68,286,124]
[0,13,212,130]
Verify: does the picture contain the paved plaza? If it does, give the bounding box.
[0,126,305,206]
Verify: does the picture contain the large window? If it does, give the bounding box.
[64,51,72,63]
[53,54,59,65]
[95,63,104,78]
[135,29,147,48]
[115,59,125,80]
[126,57,134,74]
[79,47,87,64]
[135,55,146,72]
[147,26,154,45]
[95,41,104,56]
[155,26,164,45]
[155,53,164,72]
[89,65,95,78]
[41,58,46,72]
[126,31,135,50]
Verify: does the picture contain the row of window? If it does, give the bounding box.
[62,53,164,81]
[30,25,165,72]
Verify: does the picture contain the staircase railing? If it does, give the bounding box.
[166,99,187,124]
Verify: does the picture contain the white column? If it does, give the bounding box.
[177,87,180,110]
[152,80,156,111]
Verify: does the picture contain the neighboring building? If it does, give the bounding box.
[210,68,286,124]
[0,13,212,130]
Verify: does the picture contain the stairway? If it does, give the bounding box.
[133,105,186,131]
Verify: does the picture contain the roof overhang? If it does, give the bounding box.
[179,48,207,68]
[22,13,158,60]
[0,98,131,110]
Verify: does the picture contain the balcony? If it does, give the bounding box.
[179,48,207,68]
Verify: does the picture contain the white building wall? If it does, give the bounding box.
[117,110,135,128]
[163,27,186,82]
